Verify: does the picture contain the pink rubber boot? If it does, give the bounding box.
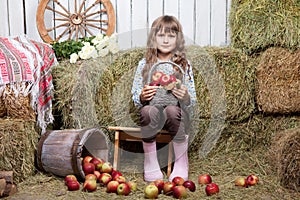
[169,136,189,181]
[143,141,163,182]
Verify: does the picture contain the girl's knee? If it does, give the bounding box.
[164,106,181,119]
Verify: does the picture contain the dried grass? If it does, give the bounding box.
[0,119,39,184]
[0,84,35,120]
[256,47,300,114]
[9,145,300,200]
[187,46,257,122]
[0,96,6,117]
[269,128,300,192]
[230,0,300,54]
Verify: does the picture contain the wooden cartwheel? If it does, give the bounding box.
[36,0,116,44]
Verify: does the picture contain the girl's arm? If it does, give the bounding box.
[131,59,146,108]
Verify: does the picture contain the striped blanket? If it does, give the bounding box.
[0,35,58,133]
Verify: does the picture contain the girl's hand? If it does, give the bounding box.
[172,85,190,105]
[140,85,159,104]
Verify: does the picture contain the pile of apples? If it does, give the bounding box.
[150,71,181,90]
[144,176,194,199]
[143,174,220,199]
[234,174,259,188]
[198,174,220,196]
[64,156,137,196]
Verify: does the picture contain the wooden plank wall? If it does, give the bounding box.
[0,0,231,50]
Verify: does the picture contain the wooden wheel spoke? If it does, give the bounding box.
[84,22,107,32]
[54,18,70,21]
[74,0,78,14]
[53,0,71,16]
[68,25,76,40]
[46,6,69,18]
[85,19,108,23]
[46,22,70,32]
[80,25,94,36]
[84,9,107,18]
[78,0,87,14]
[81,0,102,15]
[75,25,79,41]
[56,26,72,41]
[79,26,85,38]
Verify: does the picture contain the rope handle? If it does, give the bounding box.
[147,61,185,85]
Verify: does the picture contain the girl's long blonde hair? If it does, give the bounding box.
[142,15,191,84]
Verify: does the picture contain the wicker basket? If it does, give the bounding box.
[148,61,185,108]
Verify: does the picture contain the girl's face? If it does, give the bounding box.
[155,29,177,60]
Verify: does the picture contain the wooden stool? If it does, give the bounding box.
[107,126,173,177]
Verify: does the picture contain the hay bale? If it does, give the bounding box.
[0,96,6,118]
[52,48,145,130]
[270,128,300,191]
[187,46,257,121]
[0,119,39,184]
[189,114,300,157]
[229,0,300,54]
[256,47,300,114]
[0,84,36,120]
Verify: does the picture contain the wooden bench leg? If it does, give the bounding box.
[113,130,120,170]
[167,142,173,177]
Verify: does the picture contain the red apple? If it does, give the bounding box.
[90,157,104,171]
[170,75,177,83]
[173,185,188,199]
[163,181,175,195]
[172,176,185,186]
[246,174,259,186]
[183,180,196,192]
[127,181,137,192]
[117,183,131,196]
[100,162,113,174]
[83,179,97,192]
[85,174,97,182]
[99,172,112,185]
[64,175,77,185]
[152,71,164,82]
[159,74,171,86]
[144,184,159,199]
[112,170,123,180]
[152,179,164,193]
[235,177,248,187]
[149,81,160,86]
[83,155,93,164]
[66,180,80,191]
[198,174,212,185]
[83,162,95,175]
[205,183,219,196]
[106,180,119,193]
[115,175,126,184]
[93,170,101,180]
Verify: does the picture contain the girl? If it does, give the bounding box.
[131,15,197,182]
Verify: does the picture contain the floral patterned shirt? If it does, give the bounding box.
[131,58,197,110]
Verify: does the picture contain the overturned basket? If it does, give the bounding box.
[148,61,185,108]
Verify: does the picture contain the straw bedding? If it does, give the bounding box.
[0,119,39,184]
[256,47,300,114]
